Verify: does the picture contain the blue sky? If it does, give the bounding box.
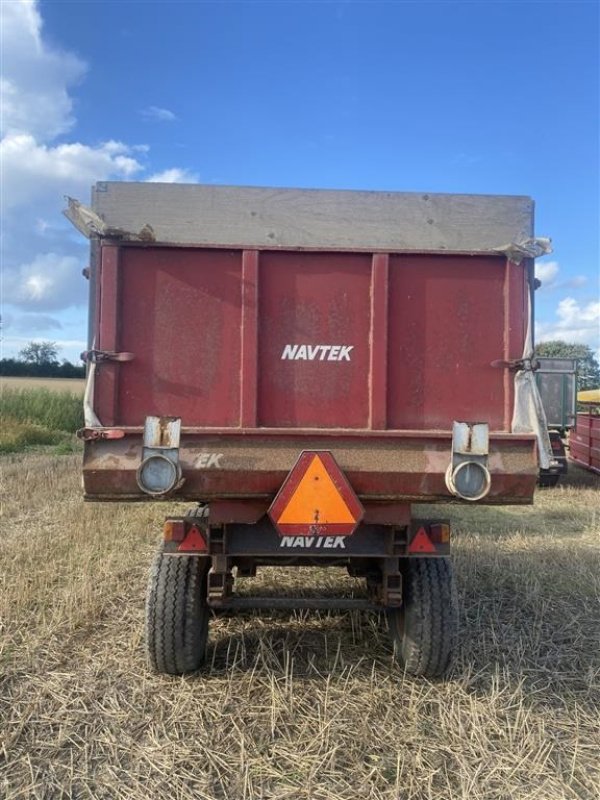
[1,0,598,362]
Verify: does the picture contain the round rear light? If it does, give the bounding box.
[136,454,181,496]
[445,461,491,502]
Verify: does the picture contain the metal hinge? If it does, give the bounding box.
[77,428,126,441]
[81,349,134,364]
[491,357,539,371]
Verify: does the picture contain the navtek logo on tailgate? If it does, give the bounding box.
[281,344,354,361]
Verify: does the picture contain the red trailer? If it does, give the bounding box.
[569,392,600,475]
[66,183,550,677]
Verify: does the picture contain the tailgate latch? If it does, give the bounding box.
[81,349,135,364]
[491,357,539,371]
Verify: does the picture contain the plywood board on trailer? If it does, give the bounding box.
[91,182,534,253]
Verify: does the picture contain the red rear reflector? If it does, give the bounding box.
[408,527,436,554]
[177,526,207,553]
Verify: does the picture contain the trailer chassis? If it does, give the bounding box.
[145,505,457,678]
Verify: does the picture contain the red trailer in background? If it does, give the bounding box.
[570,391,600,475]
[66,183,550,678]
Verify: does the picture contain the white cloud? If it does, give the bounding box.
[535,261,588,291]
[537,297,600,348]
[534,260,588,292]
[1,134,143,212]
[9,313,63,333]
[3,253,86,311]
[567,275,589,289]
[141,106,177,122]
[0,1,196,318]
[0,0,86,140]
[146,168,198,184]
[535,260,559,287]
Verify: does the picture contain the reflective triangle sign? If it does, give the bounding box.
[408,527,436,554]
[177,526,207,553]
[269,451,364,537]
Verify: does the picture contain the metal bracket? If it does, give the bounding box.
[136,416,184,497]
[445,422,491,502]
[81,349,134,364]
[379,558,402,607]
[77,428,125,441]
[491,357,539,371]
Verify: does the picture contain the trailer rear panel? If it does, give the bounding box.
[68,183,550,678]
[73,184,540,505]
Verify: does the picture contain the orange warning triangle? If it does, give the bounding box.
[408,527,436,554]
[277,454,356,525]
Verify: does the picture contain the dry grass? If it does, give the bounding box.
[0,378,85,394]
[0,454,598,800]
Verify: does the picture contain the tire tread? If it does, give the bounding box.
[389,557,457,678]
[145,548,209,675]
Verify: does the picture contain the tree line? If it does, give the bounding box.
[0,341,85,378]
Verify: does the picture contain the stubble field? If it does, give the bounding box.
[0,378,85,394]
[0,453,598,800]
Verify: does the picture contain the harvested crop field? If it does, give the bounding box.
[0,453,598,800]
[0,377,85,394]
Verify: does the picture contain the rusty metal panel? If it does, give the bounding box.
[94,246,527,434]
[256,251,372,428]
[106,247,243,427]
[82,430,538,504]
[570,413,600,474]
[88,218,535,505]
[387,254,526,430]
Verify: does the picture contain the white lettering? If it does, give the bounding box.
[195,453,224,469]
[281,344,299,360]
[279,534,348,549]
[279,344,354,362]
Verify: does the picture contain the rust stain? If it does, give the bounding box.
[159,417,170,447]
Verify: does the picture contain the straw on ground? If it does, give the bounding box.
[0,454,598,799]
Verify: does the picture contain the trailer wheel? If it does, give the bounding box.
[538,472,560,488]
[388,557,458,678]
[145,546,210,675]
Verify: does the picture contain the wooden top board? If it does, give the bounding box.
[90,182,534,253]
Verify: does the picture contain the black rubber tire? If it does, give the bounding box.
[538,472,560,488]
[145,546,210,675]
[388,557,458,678]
